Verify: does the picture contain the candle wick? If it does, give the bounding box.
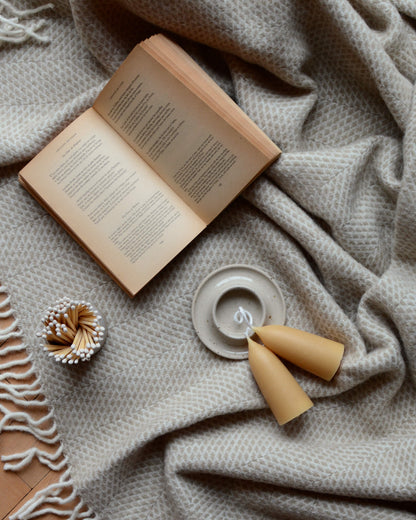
[233,306,254,337]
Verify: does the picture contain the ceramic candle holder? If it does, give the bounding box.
[192,264,286,360]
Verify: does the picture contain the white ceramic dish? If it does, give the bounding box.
[192,264,286,359]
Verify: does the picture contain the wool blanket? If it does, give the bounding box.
[1,0,416,518]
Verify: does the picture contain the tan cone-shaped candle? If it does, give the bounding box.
[248,338,313,425]
[252,325,344,381]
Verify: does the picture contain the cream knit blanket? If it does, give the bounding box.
[1,1,416,519]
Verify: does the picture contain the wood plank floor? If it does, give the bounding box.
[0,293,84,519]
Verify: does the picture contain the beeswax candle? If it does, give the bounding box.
[248,338,313,425]
[253,325,344,381]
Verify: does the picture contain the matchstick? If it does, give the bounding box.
[37,298,105,364]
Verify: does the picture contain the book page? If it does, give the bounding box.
[140,34,280,160]
[19,109,205,296]
[94,44,275,224]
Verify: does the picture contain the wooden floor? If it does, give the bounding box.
[0,293,83,520]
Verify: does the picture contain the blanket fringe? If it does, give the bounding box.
[0,285,96,519]
[0,0,54,44]
[8,466,96,520]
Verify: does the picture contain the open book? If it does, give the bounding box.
[19,34,281,297]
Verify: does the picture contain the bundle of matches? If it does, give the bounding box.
[37,298,105,364]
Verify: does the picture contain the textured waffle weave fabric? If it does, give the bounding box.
[1,0,416,518]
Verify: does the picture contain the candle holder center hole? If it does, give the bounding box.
[213,287,265,341]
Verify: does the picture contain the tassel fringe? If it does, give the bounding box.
[0,0,54,44]
[9,467,96,520]
[0,285,96,519]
